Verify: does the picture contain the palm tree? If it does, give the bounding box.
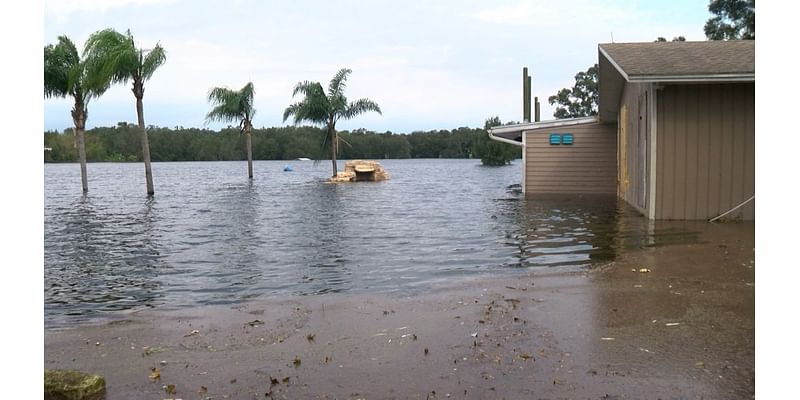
[283,68,381,177]
[83,28,166,196]
[205,82,256,178]
[44,35,111,193]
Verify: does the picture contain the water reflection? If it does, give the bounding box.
[46,160,720,327]
[495,194,624,269]
[299,183,354,294]
[44,196,165,325]
[494,192,716,271]
[165,181,265,305]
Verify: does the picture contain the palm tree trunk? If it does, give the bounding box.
[246,124,253,179]
[134,82,154,196]
[330,127,338,177]
[75,127,88,193]
[71,106,88,193]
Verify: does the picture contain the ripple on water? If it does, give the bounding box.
[45,160,670,327]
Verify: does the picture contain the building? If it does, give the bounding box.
[489,40,755,220]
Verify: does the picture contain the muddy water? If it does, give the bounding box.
[44,159,743,327]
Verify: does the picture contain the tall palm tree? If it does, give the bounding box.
[283,68,381,177]
[44,35,110,193]
[205,82,256,178]
[83,28,166,196]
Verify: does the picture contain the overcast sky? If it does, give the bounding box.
[44,0,710,133]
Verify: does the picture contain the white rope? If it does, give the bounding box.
[709,195,755,222]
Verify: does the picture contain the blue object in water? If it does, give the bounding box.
[283,165,293,172]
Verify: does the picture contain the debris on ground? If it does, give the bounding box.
[45,369,106,400]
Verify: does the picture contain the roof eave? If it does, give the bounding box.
[488,116,600,136]
[488,132,524,147]
[598,46,626,123]
[627,73,755,83]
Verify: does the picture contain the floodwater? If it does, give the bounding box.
[44,159,718,327]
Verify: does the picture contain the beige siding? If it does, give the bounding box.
[656,83,755,220]
[617,82,651,215]
[524,122,616,194]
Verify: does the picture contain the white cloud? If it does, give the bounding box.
[44,0,176,13]
[43,1,711,131]
[473,0,634,27]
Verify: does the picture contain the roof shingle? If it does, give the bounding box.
[599,41,754,79]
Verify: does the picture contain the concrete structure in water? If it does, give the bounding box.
[490,40,755,221]
[330,160,390,183]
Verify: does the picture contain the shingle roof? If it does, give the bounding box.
[598,41,754,81]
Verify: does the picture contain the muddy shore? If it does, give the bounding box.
[45,222,754,399]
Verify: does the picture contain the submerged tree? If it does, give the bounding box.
[705,0,755,40]
[283,68,382,177]
[205,82,256,178]
[44,35,111,193]
[83,28,166,196]
[548,64,598,119]
[479,116,518,166]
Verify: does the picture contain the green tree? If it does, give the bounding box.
[283,68,382,177]
[655,36,686,42]
[83,28,166,196]
[205,82,257,178]
[480,116,516,166]
[548,64,598,119]
[705,0,755,40]
[44,36,111,192]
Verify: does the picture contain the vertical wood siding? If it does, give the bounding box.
[618,83,651,215]
[524,122,616,194]
[656,83,755,220]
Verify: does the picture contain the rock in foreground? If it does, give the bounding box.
[45,369,105,400]
[330,160,390,182]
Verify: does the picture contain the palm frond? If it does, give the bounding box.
[205,82,255,126]
[342,98,382,120]
[292,80,322,98]
[284,81,329,125]
[45,35,110,104]
[206,104,239,124]
[141,43,166,81]
[282,102,302,123]
[83,28,138,90]
[239,82,255,121]
[44,36,79,99]
[327,68,351,98]
[83,28,166,90]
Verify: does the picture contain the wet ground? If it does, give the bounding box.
[45,219,754,399]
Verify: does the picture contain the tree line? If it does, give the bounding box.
[47,29,520,194]
[44,123,521,163]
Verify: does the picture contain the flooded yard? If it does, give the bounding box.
[46,159,658,326]
[44,159,754,398]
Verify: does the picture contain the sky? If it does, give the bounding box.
[43,0,711,133]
